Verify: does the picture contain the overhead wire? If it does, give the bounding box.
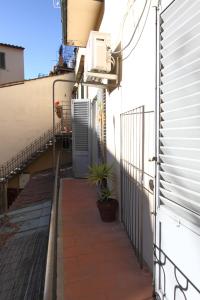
[112,0,149,54]
[122,0,152,61]
[111,56,115,65]
[115,0,136,49]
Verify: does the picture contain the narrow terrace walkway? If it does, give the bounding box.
[58,179,152,300]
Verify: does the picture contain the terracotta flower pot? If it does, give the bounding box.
[97,198,118,222]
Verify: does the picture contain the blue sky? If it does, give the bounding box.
[0,0,62,79]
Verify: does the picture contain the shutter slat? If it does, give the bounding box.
[160,171,200,194]
[160,137,200,149]
[161,116,200,128]
[72,99,90,178]
[160,154,200,171]
[161,0,198,34]
[160,146,200,160]
[161,2,200,42]
[160,163,200,182]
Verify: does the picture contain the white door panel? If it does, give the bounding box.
[155,0,200,298]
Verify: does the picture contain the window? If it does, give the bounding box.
[0,52,5,69]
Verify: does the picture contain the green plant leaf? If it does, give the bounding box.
[88,163,112,185]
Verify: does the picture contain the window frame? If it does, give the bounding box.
[0,52,6,69]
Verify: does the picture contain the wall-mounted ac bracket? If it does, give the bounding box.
[82,81,117,89]
[85,71,118,81]
[83,56,119,89]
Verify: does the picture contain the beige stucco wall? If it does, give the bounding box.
[0,73,74,164]
[0,45,24,84]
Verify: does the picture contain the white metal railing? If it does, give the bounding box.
[43,152,61,300]
[0,122,62,182]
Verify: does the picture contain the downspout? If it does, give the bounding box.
[52,79,76,172]
[153,0,160,297]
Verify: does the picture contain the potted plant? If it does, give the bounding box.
[88,164,118,222]
[54,100,62,119]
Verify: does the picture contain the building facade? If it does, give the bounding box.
[61,0,200,299]
[0,73,74,164]
[0,43,24,85]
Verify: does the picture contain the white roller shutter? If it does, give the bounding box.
[159,0,200,216]
[72,99,91,178]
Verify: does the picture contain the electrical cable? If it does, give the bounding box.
[112,0,148,54]
[114,0,136,50]
[111,56,116,67]
[122,0,152,61]
[158,0,162,11]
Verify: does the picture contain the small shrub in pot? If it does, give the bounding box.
[88,164,118,222]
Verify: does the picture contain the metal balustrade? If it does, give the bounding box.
[0,122,62,182]
[154,244,200,299]
[43,151,61,300]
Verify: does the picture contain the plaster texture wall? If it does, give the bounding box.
[98,0,157,270]
[0,73,74,164]
[76,1,200,296]
[95,0,200,298]
[0,45,24,85]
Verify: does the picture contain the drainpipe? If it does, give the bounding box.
[153,1,160,297]
[52,79,76,172]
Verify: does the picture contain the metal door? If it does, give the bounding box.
[155,0,200,298]
[72,99,91,178]
[120,106,145,266]
[120,106,154,269]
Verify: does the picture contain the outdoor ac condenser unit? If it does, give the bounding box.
[84,31,111,75]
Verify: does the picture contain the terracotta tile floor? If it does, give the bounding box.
[58,179,152,300]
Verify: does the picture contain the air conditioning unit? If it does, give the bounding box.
[84,31,111,75]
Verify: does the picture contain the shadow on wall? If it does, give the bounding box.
[108,144,154,271]
[72,110,154,272]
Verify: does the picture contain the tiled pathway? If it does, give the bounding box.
[58,179,152,300]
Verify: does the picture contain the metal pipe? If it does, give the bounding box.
[52,79,75,172]
[134,111,137,248]
[135,108,138,254]
[131,113,134,245]
[43,152,60,300]
[119,114,123,222]
[139,105,145,269]
[153,3,160,295]
[128,112,131,237]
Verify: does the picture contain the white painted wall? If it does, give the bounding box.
[97,0,200,297]
[80,1,200,296]
[98,0,157,270]
[0,73,74,164]
[154,0,200,299]
[0,45,24,85]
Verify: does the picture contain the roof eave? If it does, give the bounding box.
[0,43,25,50]
[61,0,104,47]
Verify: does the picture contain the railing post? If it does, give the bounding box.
[0,182,7,213]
